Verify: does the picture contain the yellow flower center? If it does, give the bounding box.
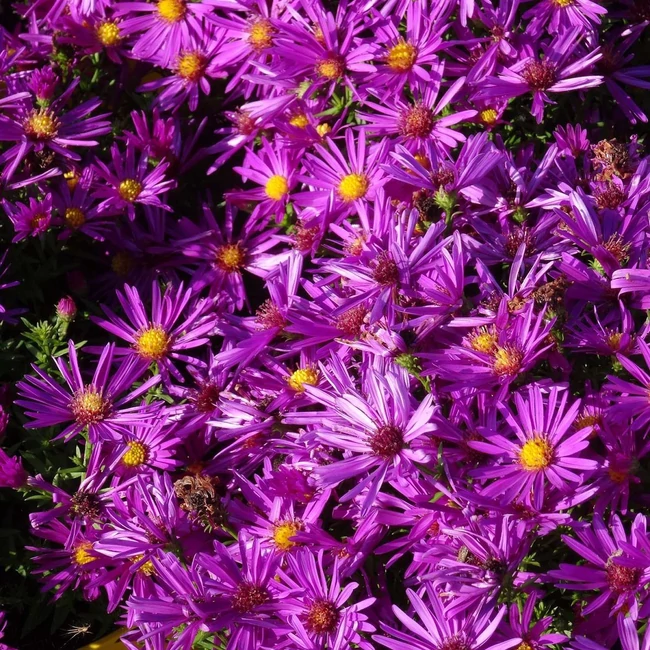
[74,542,95,566]
[480,108,499,125]
[316,123,331,137]
[64,207,85,229]
[519,437,554,471]
[288,367,319,392]
[177,52,205,82]
[492,345,523,376]
[118,179,143,203]
[111,251,134,277]
[387,41,417,72]
[467,327,497,354]
[517,643,534,650]
[338,173,369,202]
[289,113,309,128]
[64,170,80,190]
[135,326,170,360]
[132,554,156,576]
[248,18,274,51]
[157,0,186,23]
[71,388,110,425]
[552,0,573,5]
[607,332,623,351]
[265,174,289,201]
[316,56,345,80]
[273,520,303,550]
[24,108,59,140]
[122,441,150,467]
[216,243,246,272]
[96,20,121,47]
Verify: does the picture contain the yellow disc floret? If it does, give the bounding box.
[248,18,274,51]
[316,56,345,80]
[177,52,205,82]
[216,243,246,272]
[74,542,95,566]
[118,178,143,203]
[288,367,319,392]
[492,345,523,376]
[157,0,186,23]
[338,173,369,202]
[289,113,310,129]
[519,437,554,471]
[273,520,303,550]
[135,326,170,360]
[386,40,417,72]
[64,207,85,230]
[265,174,289,201]
[122,441,150,467]
[480,108,499,125]
[96,21,122,47]
[24,108,59,140]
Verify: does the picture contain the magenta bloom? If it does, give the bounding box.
[1,194,53,242]
[93,282,215,382]
[469,385,598,509]
[476,28,603,122]
[0,82,110,181]
[16,341,160,442]
[292,368,436,514]
[93,143,175,220]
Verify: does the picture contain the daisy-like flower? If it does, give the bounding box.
[0,82,111,182]
[97,417,181,477]
[228,138,300,223]
[550,514,650,618]
[469,385,598,509]
[297,129,388,222]
[138,29,227,112]
[358,71,477,151]
[1,194,52,242]
[289,367,436,514]
[366,1,447,99]
[16,341,160,443]
[0,448,27,488]
[93,281,214,383]
[276,550,376,650]
[60,14,128,64]
[476,28,603,122]
[52,168,112,241]
[113,0,217,67]
[93,143,175,220]
[374,585,506,650]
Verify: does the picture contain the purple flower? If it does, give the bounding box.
[16,341,160,442]
[0,448,27,488]
[476,28,603,122]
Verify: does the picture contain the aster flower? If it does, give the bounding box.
[52,168,112,240]
[16,341,160,443]
[275,549,376,650]
[358,71,477,151]
[550,514,650,618]
[93,281,214,382]
[1,194,53,242]
[138,29,228,112]
[228,138,301,223]
[374,584,506,650]
[0,82,111,182]
[296,129,388,222]
[469,385,598,509]
[289,367,436,514]
[366,1,448,98]
[113,0,218,67]
[93,143,175,220]
[476,28,603,122]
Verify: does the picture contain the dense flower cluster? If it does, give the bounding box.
[1,0,650,648]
